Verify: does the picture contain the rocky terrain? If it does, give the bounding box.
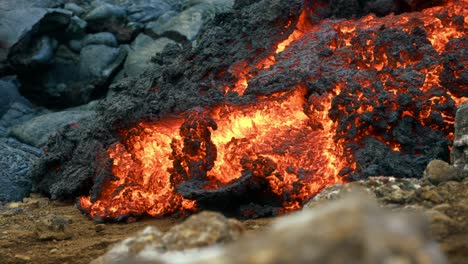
[0,0,467,263]
[0,0,235,202]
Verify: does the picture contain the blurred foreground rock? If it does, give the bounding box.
[452,102,468,172]
[93,191,444,264]
[92,211,244,264]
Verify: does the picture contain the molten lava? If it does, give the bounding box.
[80,0,467,220]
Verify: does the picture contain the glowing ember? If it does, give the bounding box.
[80,0,467,220]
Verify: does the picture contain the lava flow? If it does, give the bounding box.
[80,0,467,220]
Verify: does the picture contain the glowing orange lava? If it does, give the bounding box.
[80,0,467,219]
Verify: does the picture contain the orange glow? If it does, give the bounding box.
[80,0,467,219]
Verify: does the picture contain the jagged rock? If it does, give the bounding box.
[118,34,176,78]
[91,211,244,264]
[452,102,468,171]
[82,32,118,48]
[0,8,47,63]
[9,110,96,148]
[424,160,465,185]
[34,214,72,241]
[0,138,42,202]
[4,8,72,70]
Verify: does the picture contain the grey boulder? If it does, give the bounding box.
[118,34,176,78]
[2,8,72,69]
[0,138,42,202]
[84,3,134,43]
[146,1,233,43]
[125,0,173,23]
[452,102,468,172]
[82,32,118,47]
[24,44,127,107]
[9,110,96,148]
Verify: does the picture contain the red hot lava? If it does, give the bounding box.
[80,0,467,220]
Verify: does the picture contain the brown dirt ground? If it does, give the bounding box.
[0,198,272,264]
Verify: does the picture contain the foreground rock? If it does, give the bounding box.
[92,211,244,264]
[452,102,468,172]
[93,191,444,264]
[0,138,42,201]
[305,171,468,263]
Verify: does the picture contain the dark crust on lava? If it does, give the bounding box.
[30,0,464,206]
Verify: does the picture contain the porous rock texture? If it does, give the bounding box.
[0,138,43,201]
[91,211,244,264]
[92,190,446,264]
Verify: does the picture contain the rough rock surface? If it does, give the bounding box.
[424,160,466,185]
[452,102,468,171]
[93,190,446,264]
[9,110,96,148]
[91,211,244,264]
[0,138,43,201]
[305,171,468,263]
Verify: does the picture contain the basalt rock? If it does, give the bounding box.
[21,44,127,107]
[9,110,96,148]
[0,138,43,202]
